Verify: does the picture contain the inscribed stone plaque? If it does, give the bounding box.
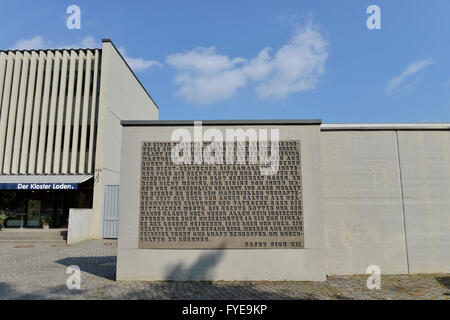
[138,140,304,249]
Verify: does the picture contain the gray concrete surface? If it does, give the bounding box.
[92,39,159,238]
[117,124,325,281]
[321,131,408,274]
[0,240,448,300]
[67,209,95,244]
[321,129,450,275]
[397,131,450,274]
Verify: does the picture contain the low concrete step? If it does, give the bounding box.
[0,231,66,235]
[0,239,67,246]
[0,235,66,240]
[0,229,67,242]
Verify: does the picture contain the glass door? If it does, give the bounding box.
[26,199,41,227]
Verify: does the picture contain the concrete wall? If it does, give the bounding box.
[321,131,408,274]
[397,131,450,273]
[117,123,325,281]
[322,128,450,275]
[92,40,159,238]
[67,209,95,244]
[115,122,448,279]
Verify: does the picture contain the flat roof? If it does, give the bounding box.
[321,123,450,131]
[121,119,323,126]
[0,48,100,54]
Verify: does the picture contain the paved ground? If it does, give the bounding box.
[0,240,448,300]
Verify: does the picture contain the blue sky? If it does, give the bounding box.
[1,0,449,123]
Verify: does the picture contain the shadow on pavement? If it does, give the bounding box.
[436,276,450,296]
[436,276,450,290]
[56,256,117,280]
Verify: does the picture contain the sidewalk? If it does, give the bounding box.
[0,240,448,300]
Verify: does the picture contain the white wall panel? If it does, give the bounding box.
[0,52,15,171]
[88,50,100,173]
[20,52,38,174]
[0,53,6,171]
[398,131,450,273]
[79,50,92,173]
[53,51,69,173]
[322,128,450,275]
[45,51,61,173]
[3,52,22,173]
[70,51,84,173]
[93,41,158,236]
[322,131,408,275]
[11,52,30,174]
[36,51,54,174]
[62,51,77,173]
[0,52,7,110]
[28,51,46,173]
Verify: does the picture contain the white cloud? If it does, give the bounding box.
[252,24,328,99]
[386,59,433,95]
[8,36,100,50]
[8,36,46,50]
[59,36,99,49]
[166,47,247,104]
[118,47,161,73]
[166,22,329,105]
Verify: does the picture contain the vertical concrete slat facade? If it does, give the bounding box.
[62,51,78,173]
[45,51,62,173]
[0,52,15,172]
[1,41,158,242]
[87,50,100,173]
[0,48,101,176]
[0,53,6,171]
[0,41,160,242]
[28,51,46,173]
[53,51,69,173]
[3,52,23,173]
[11,52,30,174]
[0,52,7,112]
[70,51,85,173]
[36,51,54,174]
[79,51,92,173]
[20,52,38,174]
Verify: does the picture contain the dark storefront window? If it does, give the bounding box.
[0,180,93,228]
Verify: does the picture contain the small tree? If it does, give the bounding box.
[0,213,8,230]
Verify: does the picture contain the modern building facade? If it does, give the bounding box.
[1,40,448,276]
[0,39,158,233]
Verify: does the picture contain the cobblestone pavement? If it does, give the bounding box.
[0,240,448,300]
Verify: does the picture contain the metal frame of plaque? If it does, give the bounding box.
[138,140,304,249]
